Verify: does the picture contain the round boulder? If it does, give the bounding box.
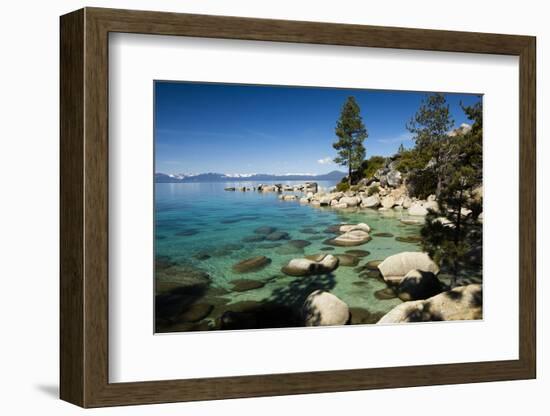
[339,196,360,207]
[281,254,339,276]
[378,252,439,285]
[325,230,371,247]
[302,290,350,326]
[361,195,380,208]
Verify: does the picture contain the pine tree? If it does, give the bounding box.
[397,143,405,154]
[420,99,483,287]
[333,97,368,186]
[406,93,454,197]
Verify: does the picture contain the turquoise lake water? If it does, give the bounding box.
[155,181,427,331]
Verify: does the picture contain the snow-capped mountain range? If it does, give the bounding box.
[155,171,346,183]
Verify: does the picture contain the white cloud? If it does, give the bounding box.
[317,157,333,165]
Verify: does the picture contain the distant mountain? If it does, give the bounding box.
[155,170,346,183]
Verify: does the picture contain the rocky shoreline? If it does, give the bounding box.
[158,165,482,332]
[225,166,481,224]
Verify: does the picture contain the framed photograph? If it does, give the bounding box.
[60,7,536,408]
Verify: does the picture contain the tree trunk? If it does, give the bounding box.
[435,150,443,198]
[348,148,352,186]
[451,187,464,287]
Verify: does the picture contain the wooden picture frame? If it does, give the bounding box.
[60,7,536,408]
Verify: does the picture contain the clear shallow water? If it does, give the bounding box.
[155,181,426,330]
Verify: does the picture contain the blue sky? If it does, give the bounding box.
[155,81,481,175]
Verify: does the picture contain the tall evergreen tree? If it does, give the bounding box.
[406,93,454,197]
[333,97,368,186]
[420,100,483,287]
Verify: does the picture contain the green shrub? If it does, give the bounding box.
[395,149,430,173]
[367,185,379,196]
[362,156,386,179]
[336,181,350,192]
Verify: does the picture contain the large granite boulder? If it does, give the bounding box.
[361,195,380,208]
[408,202,429,216]
[340,196,360,207]
[378,284,482,324]
[386,169,402,187]
[281,254,339,276]
[302,290,350,326]
[381,196,396,209]
[378,252,439,284]
[408,200,439,216]
[396,269,443,301]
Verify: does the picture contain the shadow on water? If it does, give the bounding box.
[155,283,209,330]
[218,273,337,331]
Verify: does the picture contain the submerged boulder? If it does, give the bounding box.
[335,254,360,267]
[345,249,370,257]
[339,223,371,233]
[265,231,290,241]
[254,226,277,235]
[302,290,350,326]
[378,252,439,285]
[325,229,371,247]
[230,279,266,292]
[231,256,272,273]
[288,239,312,249]
[281,254,339,276]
